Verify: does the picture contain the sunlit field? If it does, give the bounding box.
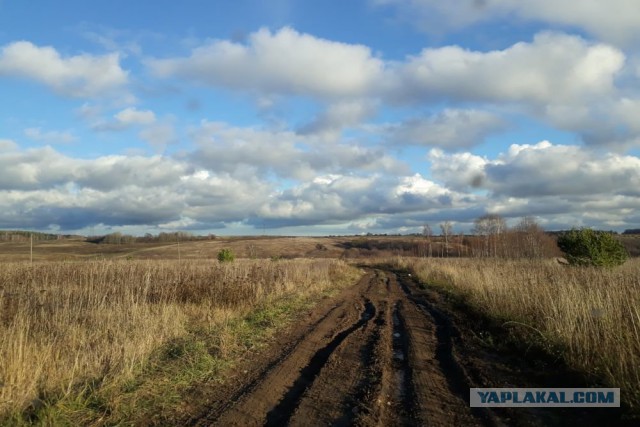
[404,257,640,408]
[0,258,360,421]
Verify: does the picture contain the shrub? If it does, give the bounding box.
[557,228,628,267]
[217,249,235,262]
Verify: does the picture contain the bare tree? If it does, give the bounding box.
[440,221,453,257]
[514,216,545,258]
[473,214,507,257]
[422,224,433,257]
[458,232,466,257]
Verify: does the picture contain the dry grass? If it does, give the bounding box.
[404,257,640,408]
[0,236,348,262]
[0,258,360,421]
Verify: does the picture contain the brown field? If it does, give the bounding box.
[0,247,361,424]
[404,257,640,408]
[1,236,638,425]
[0,235,437,262]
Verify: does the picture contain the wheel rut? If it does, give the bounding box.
[266,300,375,426]
[190,266,619,427]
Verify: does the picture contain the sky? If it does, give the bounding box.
[2,0,640,236]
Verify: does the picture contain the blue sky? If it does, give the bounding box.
[2,0,640,236]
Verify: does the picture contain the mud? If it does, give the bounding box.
[185,267,631,427]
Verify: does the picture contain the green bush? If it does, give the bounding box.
[557,228,628,267]
[217,248,235,262]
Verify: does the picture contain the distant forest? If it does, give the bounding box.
[0,231,62,242]
[86,231,216,244]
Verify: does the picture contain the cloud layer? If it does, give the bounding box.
[2,20,640,234]
[1,138,638,233]
[375,0,640,45]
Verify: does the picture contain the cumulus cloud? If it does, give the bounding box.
[146,27,385,99]
[256,173,471,227]
[0,146,271,230]
[115,107,156,125]
[375,0,640,45]
[24,127,76,144]
[0,147,187,191]
[139,122,178,151]
[0,41,128,97]
[428,149,489,190]
[146,27,635,149]
[190,121,407,180]
[428,141,640,228]
[0,139,20,151]
[486,141,640,197]
[298,100,378,136]
[1,140,639,232]
[393,32,624,105]
[431,141,640,197]
[385,109,507,149]
[93,107,157,131]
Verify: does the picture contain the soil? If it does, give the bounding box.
[180,267,632,427]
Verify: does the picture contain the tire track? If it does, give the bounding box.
[194,268,520,427]
[390,301,419,426]
[265,300,375,426]
[207,273,380,426]
[394,271,499,426]
[188,302,343,424]
[286,301,385,426]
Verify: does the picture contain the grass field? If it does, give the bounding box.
[1,236,639,422]
[0,255,361,424]
[403,257,640,409]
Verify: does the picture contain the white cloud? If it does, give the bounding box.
[190,121,407,180]
[394,32,624,105]
[146,27,636,150]
[24,127,76,144]
[0,41,128,97]
[147,27,385,99]
[0,146,272,230]
[385,108,507,149]
[298,100,378,136]
[426,141,640,229]
[0,139,19,151]
[92,107,157,131]
[1,141,639,232]
[257,173,467,226]
[428,149,489,190]
[430,140,640,198]
[375,0,640,45]
[139,122,178,151]
[115,107,156,125]
[487,141,640,197]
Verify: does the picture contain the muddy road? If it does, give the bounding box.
[186,268,625,427]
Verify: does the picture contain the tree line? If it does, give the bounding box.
[87,232,216,244]
[0,230,61,242]
[422,215,560,259]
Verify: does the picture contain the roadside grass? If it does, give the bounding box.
[402,257,640,411]
[0,259,362,425]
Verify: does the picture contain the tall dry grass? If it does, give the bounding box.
[0,258,357,418]
[405,257,640,407]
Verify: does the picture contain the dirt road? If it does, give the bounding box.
[186,267,625,427]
